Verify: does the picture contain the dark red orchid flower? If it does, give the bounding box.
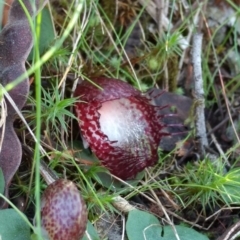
[74,77,168,180]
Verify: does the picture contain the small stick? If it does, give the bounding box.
[207,122,230,167]
[192,33,208,156]
[217,220,240,240]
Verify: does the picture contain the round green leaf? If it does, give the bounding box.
[0,209,31,240]
[126,209,162,240]
[126,209,209,240]
[162,225,209,240]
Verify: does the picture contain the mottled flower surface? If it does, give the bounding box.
[74,77,167,180]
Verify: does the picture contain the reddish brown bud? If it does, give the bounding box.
[40,179,87,240]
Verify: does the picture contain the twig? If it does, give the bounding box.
[155,0,164,35]
[207,122,230,167]
[192,33,208,156]
[39,160,58,185]
[206,206,240,222]
[177,3,202,82]
[217,221,240,240]
[121,214,126,240]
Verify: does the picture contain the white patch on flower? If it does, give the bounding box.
[98,98,149,154]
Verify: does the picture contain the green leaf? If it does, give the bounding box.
[0,168,5,194]
[126,209,162,240]
[82,221,100,240]
[126,209,209,240]
[162,225,209,240]
[0,209,31,240]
